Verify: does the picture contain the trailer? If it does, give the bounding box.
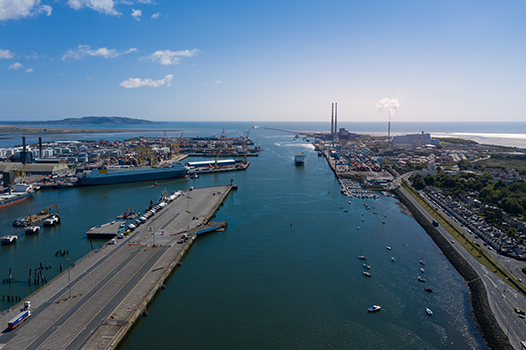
[8,310,31,330]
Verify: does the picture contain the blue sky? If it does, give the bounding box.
[0,0,525,122]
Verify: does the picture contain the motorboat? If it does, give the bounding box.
[386,246,391,250]
[426,308,433,315]
[368,305,381,312]
[418,276,426,283]
[420,260,425,265]
[363,271,371,277]
[391,257,395,262]
[363,264,371,269]
[420,268,425,273]
[357,255,367,260]
[424,288,433,292]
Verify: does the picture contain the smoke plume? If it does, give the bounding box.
[376,97,400,120]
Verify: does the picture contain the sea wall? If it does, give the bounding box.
[395,188,513,350]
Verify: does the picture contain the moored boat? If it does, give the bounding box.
[77,162,188,186]
[420,267,425,273]
[418,276,426,283]
[357,255,367,260]
[363,271,371,277]
[363,264,371,269]
[368,305,381,312]
[386,246,391,250]
[420,260,425,265]
[391,257,395,262]
[426,307,433,315]
[424,288,433,292]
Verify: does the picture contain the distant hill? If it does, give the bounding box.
[9,116,162,125]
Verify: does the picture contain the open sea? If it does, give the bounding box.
[0,121,515,349]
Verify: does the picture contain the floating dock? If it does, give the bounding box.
[86,221,125,239]
[0,185,235,350]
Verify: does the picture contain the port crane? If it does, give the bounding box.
[176,132,184,160]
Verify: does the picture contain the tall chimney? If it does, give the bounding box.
[335,103,338,136]
[331,103,334,135]
[39,137,43,158]
[421,131,424,149]
[388,121,391,143]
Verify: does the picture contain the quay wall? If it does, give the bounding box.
[105,186,234,350]
[395,187,512,350]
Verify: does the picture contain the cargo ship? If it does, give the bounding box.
[0,184,34,209]
[76,162,188,186]
[294,153,305,166]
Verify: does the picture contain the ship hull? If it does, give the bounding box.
[0,192,32,209]
[77,166,187,186]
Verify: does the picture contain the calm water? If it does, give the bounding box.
[0,125,487,349]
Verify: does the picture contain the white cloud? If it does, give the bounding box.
[62,45,136,61]
[215,80,222,85]
[145,49,200,65]
[9,62,23,70]
[119,74,174,88]
[0,0,52,21]
[25,67,33,73]
[67,0,120,16]
[86,75,93,80]
[137,0,152,3]
[0,49,14,59]
[151,12,160,19]
[131,8,141,20]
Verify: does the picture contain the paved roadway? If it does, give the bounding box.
[0,185,231,350]
[396,177,526,349]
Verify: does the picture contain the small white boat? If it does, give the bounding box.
[426,308,433,315]
[363,271,371,277]
[357,255,367,260]
[391,257,395,262]
[418,276,426,283]
[420,268,425,273]
[419,260,425,265]
[363,264,371,269]
[368,305,381,312]
[386,246,391,250]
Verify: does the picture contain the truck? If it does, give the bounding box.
[8,310,31,330]
[432,220,439,227]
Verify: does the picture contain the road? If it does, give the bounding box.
[396,176,526,349]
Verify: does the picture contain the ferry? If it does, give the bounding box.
[294,153,305,166]
[77,162,188,186]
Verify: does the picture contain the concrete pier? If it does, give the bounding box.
[0,185,234,350]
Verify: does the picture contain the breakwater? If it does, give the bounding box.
[395,187,512,350]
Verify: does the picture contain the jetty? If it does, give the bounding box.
[0,185,235,350]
